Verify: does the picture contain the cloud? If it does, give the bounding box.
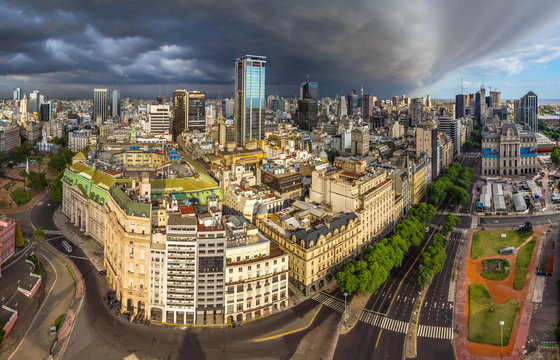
[1,0,560,97]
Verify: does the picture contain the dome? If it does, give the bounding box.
[256,203,268,218]
[318,149,328,159]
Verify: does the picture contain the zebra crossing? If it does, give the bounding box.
[312,292,453,340]
[359,310,408,333]
[417,325,454,340]
[312,292,346,312]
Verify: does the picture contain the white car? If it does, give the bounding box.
[425,227,430,233]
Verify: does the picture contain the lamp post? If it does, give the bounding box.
[343,292,348,321]
[500,320,504,360]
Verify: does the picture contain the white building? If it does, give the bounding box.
[148,104,170,135]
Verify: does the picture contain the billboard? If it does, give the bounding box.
[482,148,499,158]
[520,147,537,157]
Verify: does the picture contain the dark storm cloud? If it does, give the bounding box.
[1,0,560,98]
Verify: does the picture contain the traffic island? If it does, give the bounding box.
[339,293,371,334]
[404,286,428,358]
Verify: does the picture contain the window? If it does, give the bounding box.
[129,248,134,258]
[139,264,145,274]
[129,263,134,273]
[128,277,134,287]
[140,249,145,260]
[139,279,144,289]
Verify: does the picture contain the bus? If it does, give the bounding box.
[61,240,73,253]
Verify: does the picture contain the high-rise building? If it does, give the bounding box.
[338,96,347,117]
[416,119,439,180]
[172,90,187,141]
[235,55,266,147]
[392,96,399,107]
[222,99,231,119]
[455,94,466,119]
[40,102,52,122]
[520,91,538,133]
[298,99,318,131]
[186,91,206,132]
[29,90,40,113]
[490,91,501,109]
[300,81,318,100]
[110,89,121,118]
[410,98,423,124]
[13,88,21,101]
[361,95,373,119]
[438,117,460,158]
[148,104,170,135]
[347,90,358,116]
[93,88,108,124]
[475,87,486,122]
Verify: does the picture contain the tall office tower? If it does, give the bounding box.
[392,96,399,107]
[514,99,521,123]
[29,90,40,113]
[438,117,460,158]
[187,91,206,132]
[93,88,108,124]
[298,99,318,131]
[490,91,501,109]
[40,102,52,122]
[110,89,121,118]
[222,99,231,119]
[425,95,431,108]
[475,87,486,122]
[173,89,187,141]
[235,55,266,147]
[300,81,318,100]
[361,95,373,119]
[13,88,21,101]
[148,104,170,135]
[20,95,28,117]
[338,96,348,117]
[347,90,358,115]
[455,94,466,119]
[416,119,439,180]
[410,98,423,124]
[520,91,538,133]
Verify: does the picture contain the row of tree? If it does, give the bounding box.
[336,203,436,295]
[417,233,449,288]
[427,162,476,205]
[442,213,461,235]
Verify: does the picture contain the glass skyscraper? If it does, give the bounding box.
[110,89,121,118]
[235,55,266,147]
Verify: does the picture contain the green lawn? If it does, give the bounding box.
[516,240,536,269]
[54,314,66,331]
[481,259,510,281]
[468,283,518,346]
[10,188,32,206]
[471,230,533,259]
[513,268,528,290]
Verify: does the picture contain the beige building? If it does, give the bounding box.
[224,184,285,222]
[410,160,427,205]
[111,149,166,168]
[310,169,394,245]
[224,217,289,323]
[256,201,361,295]
[0,122,21,153]
[388,121,404,139]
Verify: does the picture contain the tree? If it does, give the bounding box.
[27,171,48,192]
[326,149,340,164]
[51,171,64,203]
[427,181,447,205]
[524,221,532,231]
[443,213,462,234]
[551,147,560,165]
[408,203,436,225]
[336,262,359,295]
[448,185,470,204]
[15,222,24,248]
[34,227,45,241]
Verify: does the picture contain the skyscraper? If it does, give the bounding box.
[298,99,318,131]
[148,104,170,135]
[222,99,231,119]
[93,88,108,124]
[490,91,501,109]
[40,102,51,122]
[410,98,423,124]
[110,89,121,118]
[361,95,373,119]
[300,81,318,100]
[438,117,460,158]
[520,91,538,133]
[173,90,187,141]
[186,91,206,132]
[29,90,40,113]
[347,90,358,116]
[455,94,466,119]
[235,55,266,147]
[13,88,21,101]
[475,87,486,122]
[338,96,347,117]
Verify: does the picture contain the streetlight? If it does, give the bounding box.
[343,292,348,321]
[500,320,504,360]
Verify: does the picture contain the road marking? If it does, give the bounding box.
[417,324,453,340]
[358,310,407,334]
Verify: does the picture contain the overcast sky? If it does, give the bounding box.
[2,0,560,100]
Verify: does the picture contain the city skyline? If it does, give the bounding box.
[2,1,560,100]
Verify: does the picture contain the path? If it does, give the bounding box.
[455,227,544,359]
[9,244,75,360]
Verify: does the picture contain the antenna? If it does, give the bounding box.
[461,77,463,95]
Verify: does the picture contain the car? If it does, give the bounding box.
[50,325,57,336]
[492,220,499,224]
[98,270,106,276]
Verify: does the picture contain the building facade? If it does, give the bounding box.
[235,55,266,147]
[94,88,108,124]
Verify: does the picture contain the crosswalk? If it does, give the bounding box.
[312,292,453,340]
[359,310,407,334]
[417,325,454,340]
[312,292,346,312]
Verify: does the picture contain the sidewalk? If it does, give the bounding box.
[52,208,104,272]
[339,293,370,334]
[0,189,48,214]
